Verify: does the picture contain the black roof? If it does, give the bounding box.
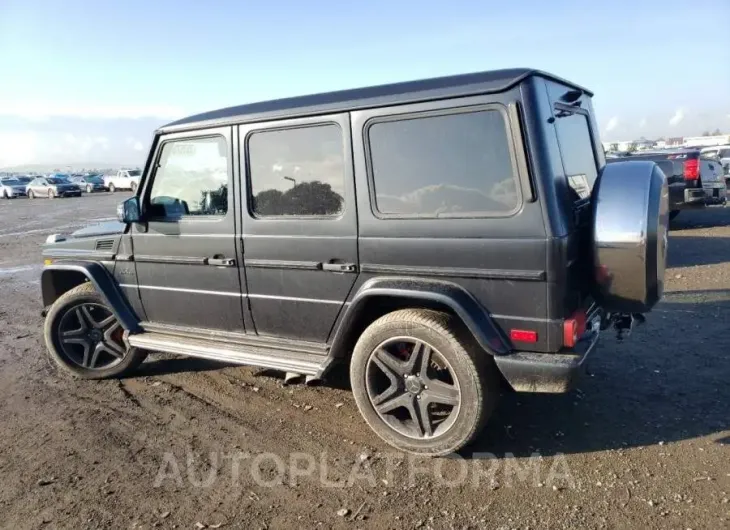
[159,68,591,133]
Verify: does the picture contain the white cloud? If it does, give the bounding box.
[639,117,647,128]
[605,116,619,132]
[0,132,40,167]
[132,141,144,151]
[669,108,685,126]
[0,102,185,120]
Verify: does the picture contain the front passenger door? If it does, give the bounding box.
[130,127,248,332]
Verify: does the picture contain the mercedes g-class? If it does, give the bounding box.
[40,69,669,456]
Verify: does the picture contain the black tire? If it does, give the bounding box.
[109,183,115,193]
[2,190,8,199]
[350,309,499,456]
[43,283,147,379]
[669,210,680,221]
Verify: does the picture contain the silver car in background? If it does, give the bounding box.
[1,177,29,199]
[26,177,82,199]
[701,145,730,184]
[700,156,728,206]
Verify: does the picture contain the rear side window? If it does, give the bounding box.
[247,124,345,218]
[366,109,520,217]
[552,109,598,201]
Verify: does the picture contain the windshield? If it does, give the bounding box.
[16,177,32,183]
[128,170,142,177]
[2,178,20,185]
[47,177,69,184]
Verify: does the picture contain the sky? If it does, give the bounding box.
[0,0,729,168]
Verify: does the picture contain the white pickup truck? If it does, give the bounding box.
[103,169,142,192]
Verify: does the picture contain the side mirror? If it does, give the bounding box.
[117,197,141,223]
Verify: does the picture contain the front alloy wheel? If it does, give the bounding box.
[58,303,125,370]
[350,309,499,456]
[86,184,93,193]
[44,283,147,378]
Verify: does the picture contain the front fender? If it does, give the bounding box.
[330,277,509,357]
[41,261,141,332]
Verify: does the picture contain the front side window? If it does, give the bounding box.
[247,124,345,217]
[148,136,229,217]
[367,109,519,217]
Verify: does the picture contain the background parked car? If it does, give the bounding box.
[68,174,107,193]
[15,176,33,187]
[701,145,730,184]
[103,169,141,192]
[700,156,728,205]
[26,176,82,199]
[1,176,28,198]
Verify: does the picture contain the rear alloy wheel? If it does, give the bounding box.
[86,184,93,193]
[48,189,55,199]
[109,183,116,193]
[44,283,147,379]
[28,189,34,199]
[350,309,499,456]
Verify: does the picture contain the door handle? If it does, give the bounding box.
[207,257,236,267]
[322,262,357,273]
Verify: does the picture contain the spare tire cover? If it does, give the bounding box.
[592,161,669,313]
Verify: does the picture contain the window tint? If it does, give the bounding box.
[367,110,518,217]
[553,110,598,201]
[720,149,730,158]
[149,136,229,217]
[248,124,345,217]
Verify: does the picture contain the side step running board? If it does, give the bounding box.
[127,332,330,376]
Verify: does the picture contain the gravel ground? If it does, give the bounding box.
[0,193,728,530]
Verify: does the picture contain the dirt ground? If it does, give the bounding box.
[0,193,728,530]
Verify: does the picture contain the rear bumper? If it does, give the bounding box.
[703,184,728,206]
[494,320,600,393]
[668,182,705,210]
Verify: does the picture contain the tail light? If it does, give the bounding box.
[683,159,699,180]
[563,310,587,348]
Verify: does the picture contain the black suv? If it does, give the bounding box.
[40,69,669,456]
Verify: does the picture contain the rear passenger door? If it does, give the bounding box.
[239,114,358,342]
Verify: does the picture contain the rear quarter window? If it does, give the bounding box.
[365,108,520,218]
[552,108,598,201]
